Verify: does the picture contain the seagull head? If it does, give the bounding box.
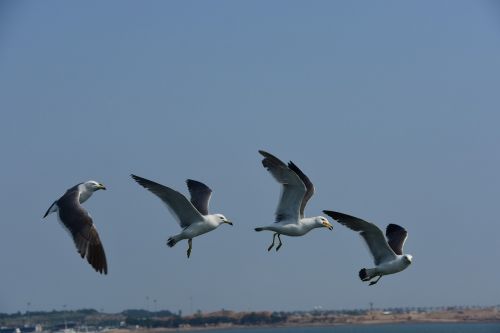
[316,216,333,230]
[84,180,107,192]
[403,254,413,264]
[215,214,233,226]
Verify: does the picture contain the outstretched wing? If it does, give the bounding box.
[323,210,396,265]
[57,188,108,274]
[287,161,314,219]
[186,179,212,216]
[386,223,408,255]
[131,174,204,227]
[259,150,306,223]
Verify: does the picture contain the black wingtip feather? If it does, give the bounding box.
[131,174,158,189]
[43,201,57,218]
[323,210,339,219]
[386,223,405,234]
[186,179,211,192]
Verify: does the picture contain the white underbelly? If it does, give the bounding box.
[377,259,409,275]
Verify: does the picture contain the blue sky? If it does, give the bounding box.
[1,1,500,314]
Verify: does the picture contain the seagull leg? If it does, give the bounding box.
[187,239,193,258]
[275,234,283,251]
[267,233,277,251]
[369,276,382,286]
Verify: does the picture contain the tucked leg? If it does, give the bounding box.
[268,233,277,251]
[275,234,283,251]
[369,275,382,286]
[187,238,193,258]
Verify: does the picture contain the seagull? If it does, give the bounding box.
[131,174,232,258]
[254,150,333,251]
[43,181,108,274]
[323,210,412,285]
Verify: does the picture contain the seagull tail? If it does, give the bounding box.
[359,268,376,281]
[255,227,269,232]
[43,201,58,218]
[167,236,178,248]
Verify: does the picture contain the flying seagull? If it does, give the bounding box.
[131,174,232,258]
[43,181,108,274]
[323,210,412,285]
[255,150,333,251]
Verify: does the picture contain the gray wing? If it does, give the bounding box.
[386,224,408,255]
[186,179,212,216]
[287,161,314,219]
[131,174,204,227]
[323,210,397,265]
[259,150,306,223]
[56,188,108,274]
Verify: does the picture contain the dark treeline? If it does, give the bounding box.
[124,311,288,327]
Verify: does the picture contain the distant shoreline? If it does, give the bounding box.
[108,318,500,333]
[2,307,499,333]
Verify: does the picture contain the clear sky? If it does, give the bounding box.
[1,0,500,314]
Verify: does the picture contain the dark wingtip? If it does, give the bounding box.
[323,210,337,219]
[43,201,56,219]
[186,178,208,187]
[386,223,406,234]
[131,174,147,186]
[287,160,305,178]
[254,227,264,232]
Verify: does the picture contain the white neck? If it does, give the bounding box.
[299,217,322,232]
[78,183,94,204]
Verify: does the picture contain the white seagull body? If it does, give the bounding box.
[131,174,232,258]
[255,150,333,251]
[323,210,412,285]
[43,180,108,274]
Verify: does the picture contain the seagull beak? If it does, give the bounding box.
[325,223,333,230]
[99,184,107,190]
[225,221,233,226]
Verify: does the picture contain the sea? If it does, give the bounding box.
[182,323,500,333]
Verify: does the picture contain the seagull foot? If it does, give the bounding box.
[268,233,277,251]
[368,276,382,286]
[187,239,192,258]
[275,234,282,251]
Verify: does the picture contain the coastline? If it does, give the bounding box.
[107,310,500,333]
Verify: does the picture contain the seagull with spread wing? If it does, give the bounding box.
[323,210,412,285]
[131,174,232,258]
[255,150,333,251]
[43,181,108,274]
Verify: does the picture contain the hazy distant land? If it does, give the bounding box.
[2,306,499,332]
